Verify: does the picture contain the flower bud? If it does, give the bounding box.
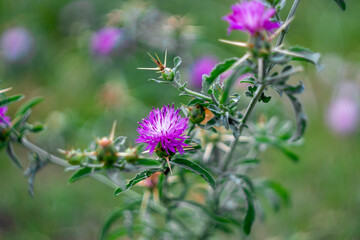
[96,137,118,166]
[161,68,175,81]
[124,147,139,163]
[155,142,175,159]
[189,104,205,124]
[65,150,85,166]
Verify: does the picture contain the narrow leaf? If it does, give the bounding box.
[15,97,44,117]
[287,46,323,71]
[6,143,23,169]
[202,58,237,95]
[0,94,24,107]
[334,0,346,10]
[171,158,216,190]
[286,94,307,141]
[114,168,161,196]
[243,188,255,235]
[69,167,101,183]
[99,200,141,240]
[134,158,161,166]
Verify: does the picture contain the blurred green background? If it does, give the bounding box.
[0,0,359,239]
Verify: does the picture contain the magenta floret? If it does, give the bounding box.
[223,0,280,35]
[136,105,189,155]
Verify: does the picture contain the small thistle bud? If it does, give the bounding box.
[124,147,139,163]
[96,137,118,166]
[188,104,206,124]
[155,142,175,159]
[65,150,85,166]
[161,67,175,81]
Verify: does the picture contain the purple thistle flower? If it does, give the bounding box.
[223,0,280,35]
[190,56,218,89]
[327,97,359,135]
[0,106,11,126]
[0,27,34,62]
[136,105,189,156]
[91,27,123,56]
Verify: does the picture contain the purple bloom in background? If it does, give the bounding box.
[0,106,11,125]
[190,56,218,89]
[327,97,359,135]
[136,105,189,155]
[0,27,34,62]
[91,27,123,56]
[223,0,280,35]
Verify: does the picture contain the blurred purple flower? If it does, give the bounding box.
[190,56,218,89]
[0,27,34,62]
[91,27,123,56]
[223,0,280,35]
[327,97,359,135]
[136,105,189,155]
[0,106,11,125]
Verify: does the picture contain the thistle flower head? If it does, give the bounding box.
[0,106,11,126]
[0,27,34,62]
[136,105,189,156]
[91,27,123,56]
[223,0,280,35]
[190,56,218,89]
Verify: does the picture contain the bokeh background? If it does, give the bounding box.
[0,0,359,239]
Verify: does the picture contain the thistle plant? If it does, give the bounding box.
[0,0,346,239]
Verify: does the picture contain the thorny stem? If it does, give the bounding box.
[220,0,301,172]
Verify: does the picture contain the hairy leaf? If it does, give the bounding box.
[171,158,216,190]
[69,167,101,183]
[202,58,237,95]
[114,168,162,196]
[287,46,323,71]
[6,143,23,169]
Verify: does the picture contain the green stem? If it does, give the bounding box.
[220,0,301,171]
[221,60,265,171]
[183,87,212,102]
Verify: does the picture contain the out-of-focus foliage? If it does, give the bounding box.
[0,0,359,239]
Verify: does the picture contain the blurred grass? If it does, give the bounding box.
[0,0,359,239]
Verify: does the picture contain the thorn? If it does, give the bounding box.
[268,17,294,41]
[58,149,67,154]
[110,121,117,140]
[0,87,12,94]
[219,39,249,48]
[164,49,167,67]
[165,156,172,174]
[137,67,160,70]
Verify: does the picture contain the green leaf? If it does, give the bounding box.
[255,136,299,162]
[287,46,323,71]
[334,0,346,10]
[171,158,216,190]
[6,143,23,169]
[25,123,46,133]
[286,94,307,141]
[69,167,101,183]
[113,168,161,196]
[261,180,290,206]
[134,158,161,166]
[180,200,241,225]
[99,200,141,240]
[0,94,24,107]
[15,97,44,117]
[202,58,237,95]
[218,173,255,192]
[243,188,255,235]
